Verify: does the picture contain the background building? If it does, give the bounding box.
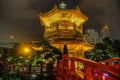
[100,25,111,41]
[85,29,100,44]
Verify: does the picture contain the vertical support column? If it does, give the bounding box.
[70,59,75,72]
[56,45,69,80]
[57,61,63,74]
[108,60,112,66]
[69,59,75,80]
[56,60,65,80]
[84,64,93,80]
[63,45,69,71]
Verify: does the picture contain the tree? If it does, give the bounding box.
[112,39,120,57]
[85,37,120,62]
[33,39,62,62]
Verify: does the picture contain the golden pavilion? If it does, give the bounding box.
[39,3,93,65]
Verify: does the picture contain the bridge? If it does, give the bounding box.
[56,57,120,80]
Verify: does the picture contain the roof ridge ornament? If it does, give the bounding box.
[59,2,67,9]
[76,6,80,10]
[54,4,57,9]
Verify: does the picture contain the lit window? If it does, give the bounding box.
[59,26,67,30]
[67,26,74,30]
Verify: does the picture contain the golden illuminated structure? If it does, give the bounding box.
[39,3,93,65]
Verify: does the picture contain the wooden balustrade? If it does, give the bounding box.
[56,57,120,80]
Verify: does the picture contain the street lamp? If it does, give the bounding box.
[20,45,32,59]
[23,47,30,53]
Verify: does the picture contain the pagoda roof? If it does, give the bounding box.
[39,5,88,27]
[40,5,87,18]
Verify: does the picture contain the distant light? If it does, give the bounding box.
[94,73,98,76]
[103,73,109,76]
[10,35,14,39]
[31,74,36,78]
[24,67,27,71]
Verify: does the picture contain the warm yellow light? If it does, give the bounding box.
[22,47,32,58]
[41,13,86,27]
[104,26,108,29]
[32,46,43,51]
[45,22,50,26]
[18,44,33,58]
[24,47,30,53]
[10,35,14,39]
[75,44,93,52]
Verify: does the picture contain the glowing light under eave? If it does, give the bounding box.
[75,44,93,52]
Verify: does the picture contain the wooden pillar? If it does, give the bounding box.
[63,45,69,74]
[57,60,63,74]
[84,64,93,80]
[70,59,75,72]
[69,59,75,80]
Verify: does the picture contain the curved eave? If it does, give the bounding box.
[39,5,58,26]
[39,5,58,17]
[59,9,88,20]
[74,7,88,21]
[75,43,94,52]
[83,43,94,47]
[39,6,88,19]
[39,6,88,27]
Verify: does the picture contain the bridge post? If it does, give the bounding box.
[84,65,93,80]
[69,59,75,80]
[70,59,75,72]
[108,60,112,66]
[56,45,69,80]
[63,45,69,78]
[57,60,64,74]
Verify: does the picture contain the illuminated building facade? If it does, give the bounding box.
[39,3,93,64]
[100,25,111,41]
[85,29,100,44]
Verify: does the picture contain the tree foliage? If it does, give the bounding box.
[85,37,120,62]
[0,39,62,66]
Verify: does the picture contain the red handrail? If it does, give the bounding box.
[56,57,120,80]
[69,57,120,79]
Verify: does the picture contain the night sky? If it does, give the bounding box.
[0,0,120,41]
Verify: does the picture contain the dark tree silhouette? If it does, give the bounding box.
[85,37,120,61]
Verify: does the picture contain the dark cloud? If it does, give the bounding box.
[0,0,43,41]
[80,0,120,39]
[0,0,120,41]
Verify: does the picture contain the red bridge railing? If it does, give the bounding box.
[99,58,120,70]
[56,57,120,80]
